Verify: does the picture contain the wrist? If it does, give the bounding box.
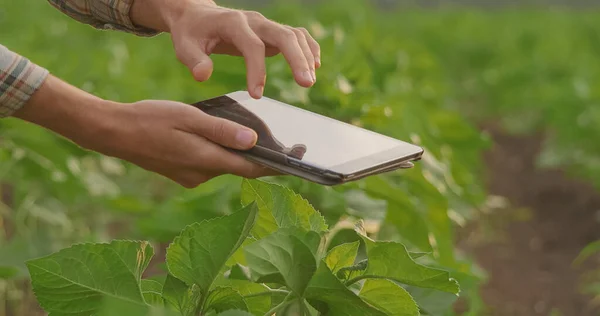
[131,0,215,33]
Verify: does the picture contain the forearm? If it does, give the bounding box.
[13,75,120,151]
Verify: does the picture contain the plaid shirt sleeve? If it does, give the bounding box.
[46,0,160,37]
[0,45,49,118]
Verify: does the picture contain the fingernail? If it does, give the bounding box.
[311,70,316,83]
[301,70,314,84]
[236,129,256,148]
[254,85,264,98]
[316,57,321,65]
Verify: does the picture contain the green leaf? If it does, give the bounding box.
[325,241,360,274]
[278,299,305,316]
[216,310,254,316]
[244,228,320,296]
[326,228,363,251]
[141,279,163,306]
[241,179,328,238]
[305,262,385,316]
[361,238,459,294]
[409,252,430,260]
[278,298,320,316]
[574,240,600,266]
[406,286,459,316]
[97,297,149,316]
[98,296,179,316]
[161,274,201,316]
[166,203,258,296]
[213,278,271,315]
[26,240,154,315]
[359,279,419,316]
[204,287,249,313]
[227,263,251,281]
[225,238,255,267]
[365,177,431,252]
[336,259,367,281]
[386,202,432,252]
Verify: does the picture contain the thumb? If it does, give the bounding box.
[193,112,258,150]
[175,39,214,82]
[191,53,213,82]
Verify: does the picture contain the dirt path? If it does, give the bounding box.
[458,124,600,315]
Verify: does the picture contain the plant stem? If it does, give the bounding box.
[243,289,289,299]
[302,299,313,315]
[263,293,294,316]
[196,290,208,316]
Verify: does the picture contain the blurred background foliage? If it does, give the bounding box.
[1,0,600,315]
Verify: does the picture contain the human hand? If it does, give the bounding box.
[96,99,278,187]
[15,76,277,188]
[131,0,321,99]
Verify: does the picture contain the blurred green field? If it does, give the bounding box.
[1,0,600,315]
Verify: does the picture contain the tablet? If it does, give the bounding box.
[191,91,424,185]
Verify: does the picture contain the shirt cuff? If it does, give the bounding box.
[89,0,161,37]
[46,0,160,37]
[0,46,49,118]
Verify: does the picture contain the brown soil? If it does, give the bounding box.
[458,123,600,316]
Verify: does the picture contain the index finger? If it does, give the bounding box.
[219,11,267,99]
[255,21,314,87]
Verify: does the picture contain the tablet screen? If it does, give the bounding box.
[227,91,422,174]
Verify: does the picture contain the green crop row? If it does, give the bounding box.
[2,0,599,314]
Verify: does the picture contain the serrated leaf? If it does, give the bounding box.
[226,238,256,267]
[336,259,367,281]
[141,279,163,306]
[244,228,320,296]
[241,179,328,238]
[213,278,271,315]
[409,252,430,260]
[162,274,201,316]
[26,240,154,315]
[205,287,249,313]
[359,279,419,316]
[166,204,258,296]
[362,238,459,294]
[405,286,458,316]
[305,262,385,316]
[325,241,359,274]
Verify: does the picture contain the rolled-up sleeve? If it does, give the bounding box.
[46,0,160,37]
[0,45,49,118]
